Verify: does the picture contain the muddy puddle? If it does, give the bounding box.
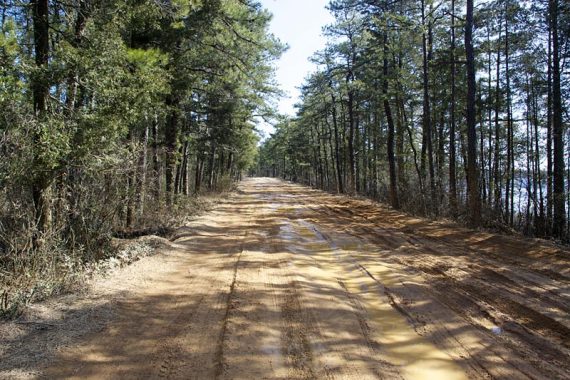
[274,203,467,380]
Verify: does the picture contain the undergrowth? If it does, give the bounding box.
[0,192,227,319]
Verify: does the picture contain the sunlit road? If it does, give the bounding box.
[10,178,569,379]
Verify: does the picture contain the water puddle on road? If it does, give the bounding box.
[277,214,467,380]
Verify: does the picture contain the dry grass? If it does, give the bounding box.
[0,191,229,319]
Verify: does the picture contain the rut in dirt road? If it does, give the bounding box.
[2,177,569,380]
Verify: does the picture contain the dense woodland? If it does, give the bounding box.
[0,0,282,314]
[1,0,569,316]
[258,0,570,240]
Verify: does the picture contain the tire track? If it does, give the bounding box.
[214,248,243,380]
[28,178,570,380]
[281,280,317,380]
[286,183,560,379]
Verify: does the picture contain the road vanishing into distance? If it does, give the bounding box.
[2,178,569,379]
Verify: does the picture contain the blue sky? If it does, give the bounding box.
[259,0,334,117]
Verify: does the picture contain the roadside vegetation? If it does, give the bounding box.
[257,0,569,241]
[0,0,283,317]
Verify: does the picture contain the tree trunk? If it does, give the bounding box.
[164,95,179,204]
[532,79,545,235]
[487,26,494,209]
[325,118,337,191]
[505,4,514,225]
[546,21,553,233]
[403,103,425,212]
[31,0,52,244]
[449,0,458,215]
[478,85,486,204]
[65,0,88,113]
[438,111,446,205]
[383,32,399,209]
[208,143,216,189]
[550,0,566,238]
[195,155,203,194]
[347,79,356,195]
[182,139,189,195]
[493,23,503,214]
[421,0,436,211]
[126,131,135,229]
[152,114,161,203]
[174,143,184,195]
[330,89,344,193]
[465,0,481,225]
[138,124,149,217]
[395,84,405,193]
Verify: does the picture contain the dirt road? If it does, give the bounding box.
[2,178,569,379]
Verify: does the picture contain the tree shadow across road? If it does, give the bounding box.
[1,177,569,379]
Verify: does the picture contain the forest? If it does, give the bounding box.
[1,0,569,317]
[2,1,570,378]
[0,0,283,315]
[258,0,570,240]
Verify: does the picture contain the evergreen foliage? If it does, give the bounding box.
[0,0,283,315]
[257,0,569,240]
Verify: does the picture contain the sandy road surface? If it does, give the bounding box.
[2,177,569,379]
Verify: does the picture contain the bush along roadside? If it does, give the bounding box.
[0,192,226,319]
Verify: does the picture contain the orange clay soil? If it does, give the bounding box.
[1,177,569,379]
